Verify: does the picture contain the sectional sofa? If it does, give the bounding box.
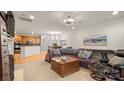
[45,48,99,68]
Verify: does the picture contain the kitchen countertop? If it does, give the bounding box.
[21,45,41,57]
[20,44,40,46]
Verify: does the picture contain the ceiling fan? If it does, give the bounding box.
[64,13,82,30]
[64,15,75,25]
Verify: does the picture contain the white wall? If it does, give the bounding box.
[70,18,124,50]
[61,32,72,47]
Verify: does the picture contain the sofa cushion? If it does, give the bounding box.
[68,55,98,64]
[52,49,61,56]
[80,58,98,68]
[59,48,79,55]
[80,58,98,63]
[67,55,82,61]
[84,50,92,59]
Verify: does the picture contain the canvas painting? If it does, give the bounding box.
[83,35,107,46]
[60,40,67,46]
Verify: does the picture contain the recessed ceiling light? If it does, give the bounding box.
[30,15,34,19]
[72,26,75,29]
[112,11,119,15]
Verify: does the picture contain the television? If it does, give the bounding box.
[6,11,15,37]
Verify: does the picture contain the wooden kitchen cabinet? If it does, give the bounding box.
[15,35,22,42]
[15,35,40,44]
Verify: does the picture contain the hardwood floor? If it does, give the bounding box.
[14,52,47,64]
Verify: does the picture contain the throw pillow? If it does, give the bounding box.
[53,49,61,56]
[84,50,92,59]
[78,50,86,58]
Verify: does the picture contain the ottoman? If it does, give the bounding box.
[88,63,106,81]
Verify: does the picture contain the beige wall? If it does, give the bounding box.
[70,17,124,50]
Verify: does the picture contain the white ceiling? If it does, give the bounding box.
[13,11,124,35]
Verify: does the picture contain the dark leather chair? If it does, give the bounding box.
[115,50,124,57]
[108,50,124,80]
[114,50,124,79]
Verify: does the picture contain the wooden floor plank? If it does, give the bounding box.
[14,52,47,64]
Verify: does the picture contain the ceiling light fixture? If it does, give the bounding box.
[64,18,75,25]
[64,15,75,25]
[112,11,119,15]
[72,26,75,30]
[30,15,34,19]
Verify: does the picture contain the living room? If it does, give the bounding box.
[13,11,124,81]
[0,11,124,81]
[1,0,124,93]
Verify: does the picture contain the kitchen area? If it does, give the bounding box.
[14,34,41,58]
[14,33,64,64]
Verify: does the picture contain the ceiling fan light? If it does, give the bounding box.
[67,18,74,22]
[64,19,67,23]
[72,26,75,29]
[64,18,75,25]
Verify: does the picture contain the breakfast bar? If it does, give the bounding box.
[21,44,41,57]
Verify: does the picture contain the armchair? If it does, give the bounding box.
[108,50,124,80]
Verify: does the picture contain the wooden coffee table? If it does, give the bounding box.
[51,56,80,78]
